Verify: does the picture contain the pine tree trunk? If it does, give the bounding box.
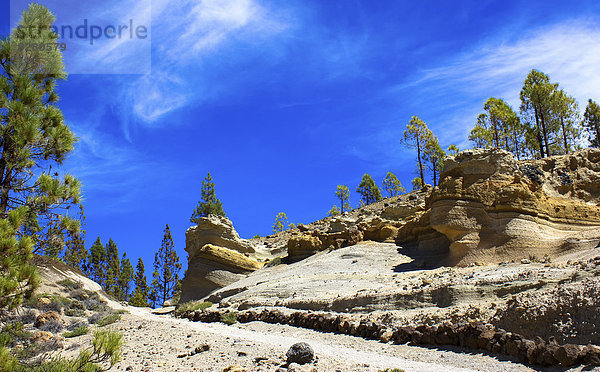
[416,136,424,189]
[560,117,569,154]
[540,111,550,157]
[533,106,545,158]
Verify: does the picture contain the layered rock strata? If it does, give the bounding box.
[180,216,262,303]
[398,148,600,266]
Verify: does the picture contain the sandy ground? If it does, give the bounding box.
[56,306,548,372]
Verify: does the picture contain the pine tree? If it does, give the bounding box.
[190,172,225,223]
[104,239,120,296]
[447,144,460,156]
[402,116,433,189]
[0,4,81,308]
[63,204,87,272]
[550,89,580,154]
[148,288,158,309]
[117,253,134,301]
[334,185,351,213]
[382,172,404,197]
[327,205,341,217]
[583,99,600,148]
[469,114,494,148]
[88,237,105,286]
[520,70,559,158]
[356,174,382,205]
[0,208,37,308]
[411,177,423,191]
[152,224,181,307]
[129,258,149,307]
[273,212,288,232]
[424,135,445,187]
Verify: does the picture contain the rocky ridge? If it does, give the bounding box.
[178,148,600,368]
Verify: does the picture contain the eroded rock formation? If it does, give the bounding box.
[398,148,600,266]
[180,216,262,303]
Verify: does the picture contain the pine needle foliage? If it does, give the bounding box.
[152,224,181,307]
[190,172,225,223]
[0,4,80,308]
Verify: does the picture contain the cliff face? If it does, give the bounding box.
[398,148,600,266]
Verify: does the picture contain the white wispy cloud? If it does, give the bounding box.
[407,19,600,106]
[391,19,600,148]
[124,0,293,124]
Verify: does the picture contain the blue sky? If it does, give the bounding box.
[2,0,600,277]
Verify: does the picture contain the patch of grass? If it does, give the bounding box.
[175,301,213,316]
[57,279,82,291]
[379,369,405,372]
[114,309,129,315]
[22,293,52,309]
[82,291,108,312]
[63,326,89,338]
[96,314,121,327]
[64,300,86,317]
[40,294,72,313]
[264,257,282,268]
[220,311,237,325]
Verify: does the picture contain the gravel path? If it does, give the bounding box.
[103,307,536,372]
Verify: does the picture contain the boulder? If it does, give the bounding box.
[286,342,314,364]
[180,217,262,303]
[287,234,323,261]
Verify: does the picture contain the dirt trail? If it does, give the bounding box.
[117,306,533,372]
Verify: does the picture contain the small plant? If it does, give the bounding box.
[57,279,82,291]
[0,346,17,372]
[63,326,89,338]
[96,314,121,327]
[46,295,72,313]
[22,329,123,371]
[264,257,282,268]
[64,300,86,317]
[0,322,32,347]
[378,369,405,372]
[175,301,213,316]
[83,291,109,312]
[220,311,237,325]
[253,235,260,239]
[39,319,65,333]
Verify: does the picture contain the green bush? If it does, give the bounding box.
[15,329,123,371]
[175,301,213,316]
[96,314,121,327]
[0,346,17,372]
[220,311,237,325]
[63,326,89,338]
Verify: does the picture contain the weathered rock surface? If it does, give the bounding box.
[186,215,255,255]
[180,216,263,303]
[398,148,600,266]
[286,342,314,364]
